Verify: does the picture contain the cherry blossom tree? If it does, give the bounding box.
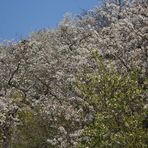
[0,0,147,147]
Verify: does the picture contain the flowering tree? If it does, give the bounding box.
[0,0,147,147]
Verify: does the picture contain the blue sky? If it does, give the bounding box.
[0,0,100,41]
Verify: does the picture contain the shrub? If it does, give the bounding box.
[76,53,148,147]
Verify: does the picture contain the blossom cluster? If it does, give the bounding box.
[0,0,147,147]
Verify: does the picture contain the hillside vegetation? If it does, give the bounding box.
[0,0,148,147]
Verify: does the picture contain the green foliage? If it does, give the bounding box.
[77,53,148,147]
[12,107,54,148]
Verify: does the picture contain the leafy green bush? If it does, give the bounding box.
[12,107,54,148]
[76,53,148,147]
